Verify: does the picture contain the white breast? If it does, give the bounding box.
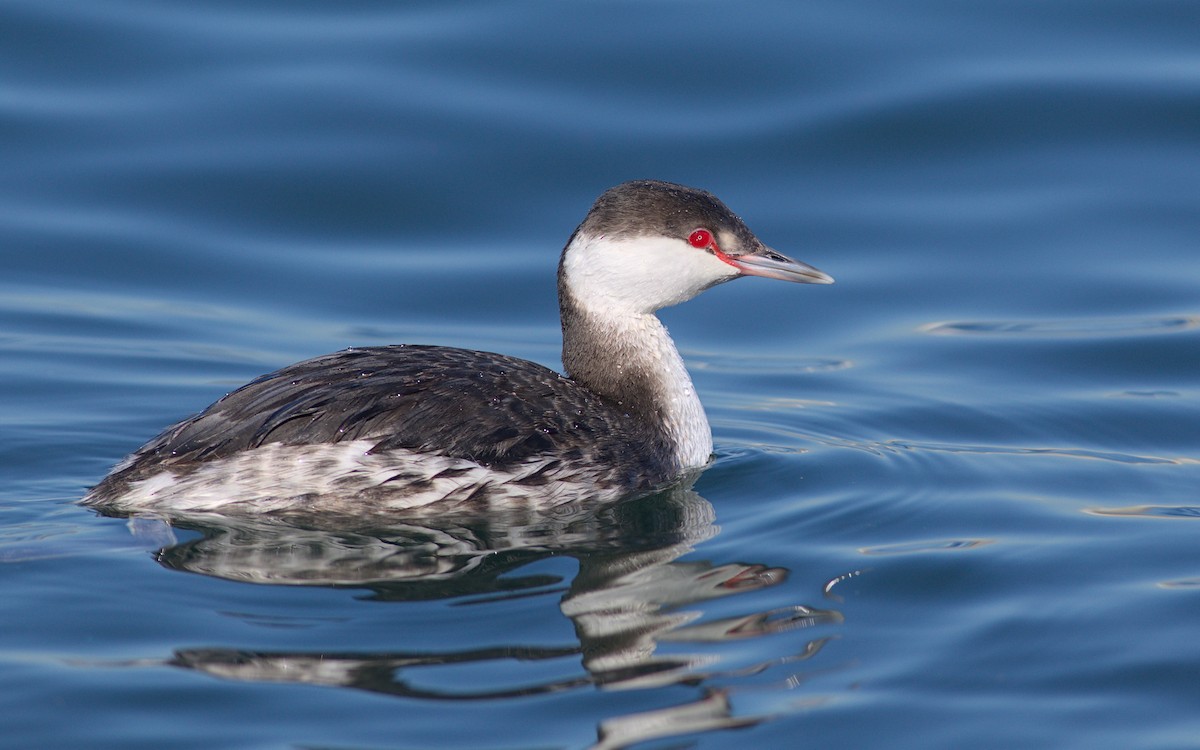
[111,442,634,516]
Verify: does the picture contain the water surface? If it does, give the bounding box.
[3,1,1199,748]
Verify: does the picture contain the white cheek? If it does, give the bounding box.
[564,234,737,313]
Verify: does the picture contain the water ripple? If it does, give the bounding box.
[692,353,854,375]
[859,539,993,556]
[1158,578,1200,589]
[818,437,1189,467]
[920,315,1199,338]
[1086,505,1200,520]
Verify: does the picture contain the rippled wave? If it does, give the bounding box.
[4,1,1200,749]
[920,315,1200,337]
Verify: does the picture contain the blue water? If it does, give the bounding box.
[3,1,1199,747]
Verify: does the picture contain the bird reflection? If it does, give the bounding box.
[114,486,842,748]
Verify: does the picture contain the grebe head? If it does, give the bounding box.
[559,180,833,315]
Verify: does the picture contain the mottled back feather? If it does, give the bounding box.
[89,345,676,500]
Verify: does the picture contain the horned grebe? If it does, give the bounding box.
[84,180,832,516]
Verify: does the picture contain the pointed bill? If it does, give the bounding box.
[728,246,834,284]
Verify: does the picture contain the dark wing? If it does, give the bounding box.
[93,345,671,490]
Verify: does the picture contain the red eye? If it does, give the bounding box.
[688,229,713,248]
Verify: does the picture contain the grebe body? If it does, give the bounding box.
[84,180,832,515]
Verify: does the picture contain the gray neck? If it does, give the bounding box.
[558,283,713,471]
